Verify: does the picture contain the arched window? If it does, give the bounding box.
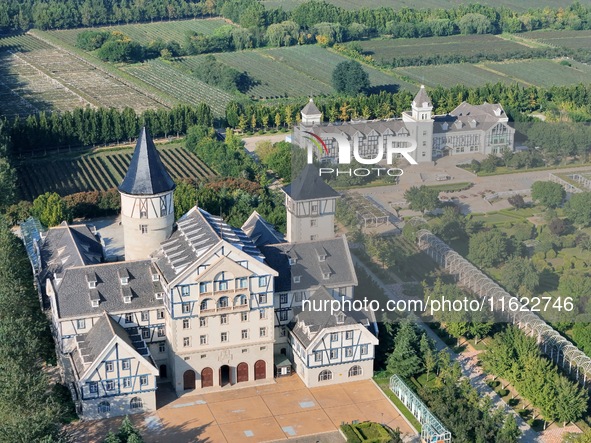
[318,370,332,382]
[348,365,362,377]
[98,401,110,414]
[218,296,229,308]
[130,397,143,409]
[200,299,212,311]
[234,294,247,306]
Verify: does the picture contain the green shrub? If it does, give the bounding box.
[497,388,509,397]
[341,424,362,443]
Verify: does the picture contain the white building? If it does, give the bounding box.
[33,128,377,419]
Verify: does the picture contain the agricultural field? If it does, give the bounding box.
[520,29,591,50]
[395,63,529,89]
[359,35,532,63]
[122,60,234,116]
[17,144,216,200]
[482,59,591,87]
[48,18,231,46]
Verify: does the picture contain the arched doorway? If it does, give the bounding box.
[254,360,266,380]
[219,365,230,386]
[237,362,248,383]
[201,367,213,388]
[159,365,167,378]
[280,348,286,355]
[183,370,196,390]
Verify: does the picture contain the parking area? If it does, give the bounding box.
[67,376,416,442]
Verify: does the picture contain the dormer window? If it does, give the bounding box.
[88,281,96,289]
[155,292,163,300]
[91,300,99,307]
[322,272,330,280]
[86,272,97,289]
[337,313,345,324]
[120,276,129,285]
[118,269,130,285]
[152,274,160,282]
[124,296,132,304]
[293,276,301,283]
[288,258,296,266]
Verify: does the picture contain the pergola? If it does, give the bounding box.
[343,193,390,229]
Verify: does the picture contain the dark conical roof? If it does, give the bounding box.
[118,127,175,195]
[282,164,339,201]
[413,85,432,108]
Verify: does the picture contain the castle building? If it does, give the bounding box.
[32,128,376,420]
[294,85,515,163]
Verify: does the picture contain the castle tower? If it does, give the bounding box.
[118,127,175,260]
[402,85,434,162]
[300,98,322,126]
[283,164,338,243]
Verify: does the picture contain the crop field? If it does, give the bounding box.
[395,63,529,88]
[49,18,231,46]
[482,59,591,87]
[0,34,52,52]
[17,144,215,200]
[122,60,234,116]
[359,35,532,63]
[520,30,591,50]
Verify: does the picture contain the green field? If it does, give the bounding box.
[483,59,591,87]
[520,29,591,50]
[360,35,532,63]
[0,34,52,52]
[48,18,231,46]
[17,144,215,200]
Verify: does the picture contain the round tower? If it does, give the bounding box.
[118,127,175,261]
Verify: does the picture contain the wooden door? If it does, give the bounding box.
[201,367,213,388]
[254,360,266,380]
[237,362,249,383]
[183,370,196,390]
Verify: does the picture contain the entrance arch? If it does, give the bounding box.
[183,370,196,390]
[201,367,213,388]
[159,364,167,378]
[237,362,249,383]
[254,360,266,380]
[220,365,231,386]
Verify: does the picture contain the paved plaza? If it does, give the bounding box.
[67,376,416,442]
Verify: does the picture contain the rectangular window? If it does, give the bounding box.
[311,203,318,213]
[280,327,287,337]
[241,312,248,322]
[89,382,98,393]
[258,276,267,287]
[314,352,322,362]
[361,344,368,355]
[181,285,190,296]
[106,381,115,391]
[182,303,190,314]
[183,337,191,347]
[218,280,228,291]
[345,348,353,357]
[183,319,190,329]
[200,317,207,327]
[157,309,164,319]
[125,313,133,323]
[241,329,248,339]
[280,294,288,304]
[105,362,114,372]
[259,309,266,320]
[157,326,165,337]
[140,376,148,386]
[279,311,288,321]
[310,219,317,227]
[259,294,267,304]
[200,335,207,345]
[140,224,148,234]
[199,282,208,293]
[123,378,131,388]
[220,314,228,325]
[330,349,339,359]
[221,332,228,342]
[310,235,317,241]
[294,292,303,302]
[142,328,150,339]
[159,343,165,353]
[345,331,353,340]
[330,332,338,342]
[141,311,149,322]
[260,327,267,338]
[237,277,247,289]
[122,359,130,370]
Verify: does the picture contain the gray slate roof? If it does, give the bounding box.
[54,259,164,318]
[154,206,265,282]
[118,126,175,195]
[261,236,357,293]
[412,84,432,108]
[433,102,508,134]
[241,210,285,248]
[301,98,321,116]
[289,287,365,347]
[282,164,339,201]
[40,223,103,283]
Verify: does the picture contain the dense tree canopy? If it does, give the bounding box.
[468,229,512,268]
[404,185,439,214]
[332,60,370,95]
[531,181,566,208]
[565,192,591,227]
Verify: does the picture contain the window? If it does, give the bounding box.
[105,362,114,372]
[124,295,132,304]
[322,272,330,280]
[345,348,353,358]
[141,311,149,322]
[221,332,228,342]
[157,309,164,319]
[318,370,332,382]
[241,312,248,322]
[77,319,85,329]
[142,328,150,339]
[200,317,207,327]
[280,327,287,337]
[345,331,353,340]
[349,365,362,377]
[237,294,247,305]
[279,311,288,322]
[330,332,338,342]
[91,300,99,307]
[361,344,368,355]
[183,337,191,347]
[200,335,207,345]
[157,326,165,337]
[237,277,247,289]
[259,327,267,338]
[123,378,131,388]
[181,286,190,296]
[258,276,267,287]
[293,276,301,283]
[106,381,115,391]
[314,352,322,362]
[122,359,130,370]
[310,219,317,227]
[140,210,147,219]
[89,382,98,393]
[218,297,229,308]
[217,276,228,291]
[199,282,208,293]
[140,224,148,234]
[259,294,267,304]
[200,299,209,311]
[294,292,303,302]
[183,319,190,329]
[241,329,249,339]
[259,309,266,320]
[310,235,317,241]
[140,376,148,386]
[311,203,318,213]
[280,294,288,304]
[125,313,133,323]
[330,349,339,359]
[182,303,190,314]
[130,397,143,409]
[159,343,165,353]
[155,292,163,300]
[220,314,228,325]
[152,273,160,282]
[98,401,110,414]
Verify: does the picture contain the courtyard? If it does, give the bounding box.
[67,376,416,442]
